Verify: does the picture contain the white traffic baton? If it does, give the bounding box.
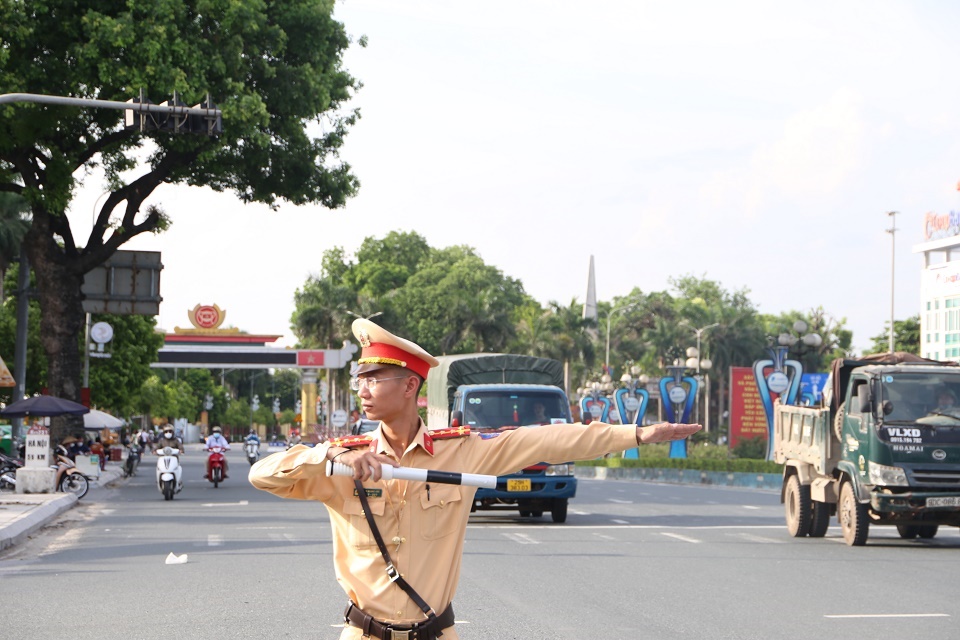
[325,460,498,489]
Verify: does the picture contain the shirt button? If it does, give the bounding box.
[400,499,406,506]
[396,611,403,617]
[392,536,402,545]
[440,500,445,506]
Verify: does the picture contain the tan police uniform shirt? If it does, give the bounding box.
[249,420,638,639]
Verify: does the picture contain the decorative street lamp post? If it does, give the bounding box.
[578,376,613,424]
[753,320,822,460]
[658,349,699,459]
[614,364,650,459]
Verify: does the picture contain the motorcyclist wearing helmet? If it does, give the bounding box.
[244,428,261,446]
[205,426,231,479]
[156,425,182,453]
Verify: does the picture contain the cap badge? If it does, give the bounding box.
[358,329,371,348]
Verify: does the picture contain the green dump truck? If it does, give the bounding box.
[775,352,960,545]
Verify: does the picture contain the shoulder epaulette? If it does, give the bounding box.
[427,426,471,439]
[326,434,374,449]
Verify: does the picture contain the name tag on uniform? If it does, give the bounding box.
[354,488,383,498]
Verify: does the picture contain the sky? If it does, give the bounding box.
[66,0,960,355]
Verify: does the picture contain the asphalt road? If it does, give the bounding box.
[1,448,959,640]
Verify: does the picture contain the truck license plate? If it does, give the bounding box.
[507,479,531,492]
[926,496,960,508]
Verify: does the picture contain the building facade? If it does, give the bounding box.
[914,211,960,361]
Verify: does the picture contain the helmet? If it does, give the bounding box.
[212,426,222,434]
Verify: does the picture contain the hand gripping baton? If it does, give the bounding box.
[325,460,498,489]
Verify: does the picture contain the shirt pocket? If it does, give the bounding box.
[342,495,386,548]
[419,484,463,541]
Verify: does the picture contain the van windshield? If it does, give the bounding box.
[881,373,960,425]
[461,390,570,430]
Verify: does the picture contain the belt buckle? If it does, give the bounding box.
[389,630,410,640]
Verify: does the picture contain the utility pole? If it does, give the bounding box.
[887,211,898,353]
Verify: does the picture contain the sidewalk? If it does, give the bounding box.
[0,465,123,552]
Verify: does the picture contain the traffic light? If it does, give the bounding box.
[124,94,158,131]
[159,95,189,133]
[124,90,222,136]
[188,99,222,136]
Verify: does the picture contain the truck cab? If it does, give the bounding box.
[838,365,960,532]
[452,383,576,523]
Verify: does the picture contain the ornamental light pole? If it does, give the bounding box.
[680,322,718,429]
[886,211,898,353]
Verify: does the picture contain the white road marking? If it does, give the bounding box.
[660,532,702,544]
[611,519,629,524]
[742,505,761,510]
[201,500,248,507]
[592,533,617,541]
[268,532,298,543]
[503,532,539,544]
[736,533,785,544]
[825,613,949,619]
[207,534,223,546]
[570,510,590,515]
[607,498,632,504]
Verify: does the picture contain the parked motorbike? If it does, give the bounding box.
[122,443,142,478]
[155,446,183,501]
[0,451,22,492]
[244,440,260,465]
[206,445,226,488]
[54,447,90,498]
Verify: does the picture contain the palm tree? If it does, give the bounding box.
[0,193,31,301]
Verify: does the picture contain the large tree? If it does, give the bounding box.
[0,1,360,441]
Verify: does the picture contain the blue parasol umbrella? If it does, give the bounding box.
[0,394,90,418]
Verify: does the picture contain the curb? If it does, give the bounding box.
[0,493,78,552]
[575,466,783,490]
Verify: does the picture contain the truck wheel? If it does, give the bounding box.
[809,501,830,537]
[896,524,919,539]
[551,500,568,523]
[917,525,939,539]
[785,475,812,537]
[839,481,869,546]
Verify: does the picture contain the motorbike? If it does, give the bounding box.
[244,440,260,465]
[122,443,142,478]
[206,445,226,488]
[0,451,22,492]
[155,446,183,501]
[54,447,90,499]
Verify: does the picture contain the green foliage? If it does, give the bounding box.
[87,314,164,416]
[864,315,920,355]
[732,436,768,460]
[0,1,362,441]
[223,398,253,430]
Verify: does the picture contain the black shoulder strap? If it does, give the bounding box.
[354,479,438,621]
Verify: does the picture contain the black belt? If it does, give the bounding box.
[344,602,454,640]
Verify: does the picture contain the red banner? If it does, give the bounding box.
[728,367,768,449]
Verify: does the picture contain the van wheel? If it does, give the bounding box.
[809,501,830,537]
[784,475,811,537]
[918,525,939,539]
[839,480,869,546]
[551,500,568,523]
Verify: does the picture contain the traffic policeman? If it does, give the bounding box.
[250,319,700,639]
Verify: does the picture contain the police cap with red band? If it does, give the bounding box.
[352,318,439,379]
